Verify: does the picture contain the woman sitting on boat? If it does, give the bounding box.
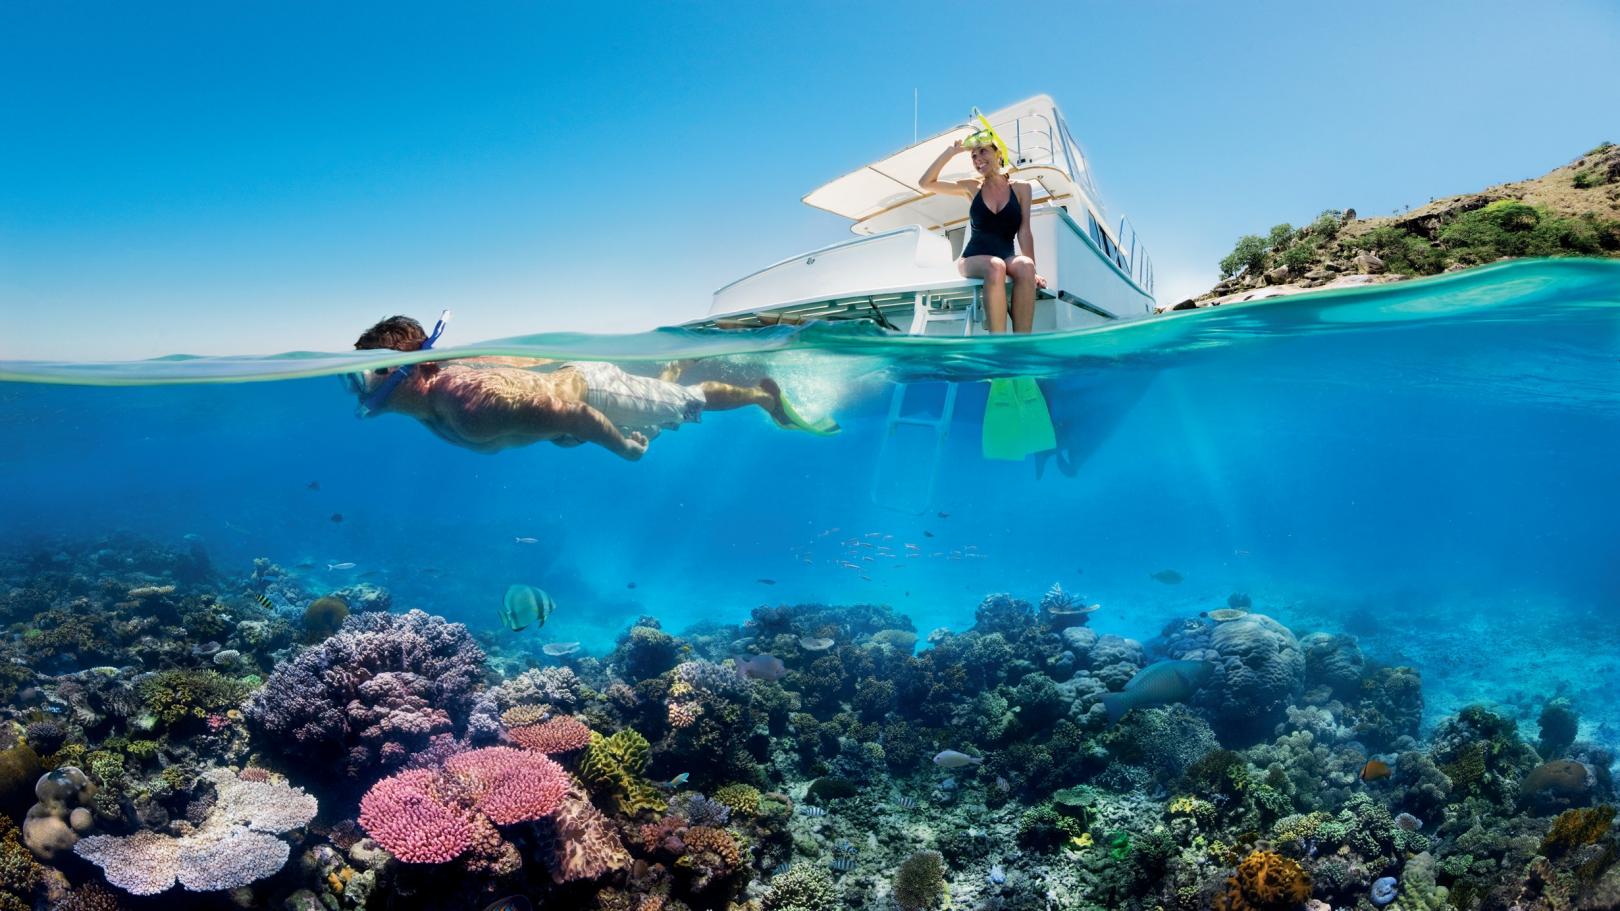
[919,131,1046,333]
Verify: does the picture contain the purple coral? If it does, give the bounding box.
[245,609,486,776]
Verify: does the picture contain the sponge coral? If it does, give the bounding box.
[1214,850,1312,911]
[536,784,631,884]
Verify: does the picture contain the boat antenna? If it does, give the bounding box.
[912,88,918,144]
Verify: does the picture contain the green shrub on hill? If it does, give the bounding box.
[1308,209,1343,240]
[1267,223,1296,250]
[1281,240,1317,272]
[1351,226,1445,275]
[1219,235,1270,278]
[1437,200,1603,264]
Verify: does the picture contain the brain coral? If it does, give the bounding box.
[1300,632,1365,696]
[1158,614,1304,738]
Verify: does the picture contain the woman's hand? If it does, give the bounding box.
[947,139,966,155]
[1035,274,1048,290]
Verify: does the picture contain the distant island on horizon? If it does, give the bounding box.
[1174,142,1620,310]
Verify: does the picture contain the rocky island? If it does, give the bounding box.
[1170,142,1620,310]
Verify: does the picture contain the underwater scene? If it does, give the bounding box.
[2,257,1619,911]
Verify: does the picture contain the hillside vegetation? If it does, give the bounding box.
[1199,142,1620,303]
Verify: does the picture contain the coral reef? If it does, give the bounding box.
[245,609,486,777]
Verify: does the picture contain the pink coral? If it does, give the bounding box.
[667,701,700,729]
[510,716,593,755]
[357,769,474,863]
[444,747,569,824]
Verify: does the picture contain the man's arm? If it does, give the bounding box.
[550,400,647,460]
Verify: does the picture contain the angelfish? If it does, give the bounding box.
[1099,659,1215,724]
[500,584,555,632]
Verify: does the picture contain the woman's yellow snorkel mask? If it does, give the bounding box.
[963,108,1011,167]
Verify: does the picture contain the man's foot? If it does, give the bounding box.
[760,378,840,435]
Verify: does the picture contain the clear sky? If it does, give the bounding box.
[3,1,1617,361]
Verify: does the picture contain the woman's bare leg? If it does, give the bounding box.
[1007,255,1037,333]
[959,255,1008,333]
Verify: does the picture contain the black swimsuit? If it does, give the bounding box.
[961,183,1021,260]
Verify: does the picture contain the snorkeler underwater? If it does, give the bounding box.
[4,4,1620,911]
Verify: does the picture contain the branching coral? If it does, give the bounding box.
[1213,850,1311,911]
[359,747,568,864]
[509,716,592,755]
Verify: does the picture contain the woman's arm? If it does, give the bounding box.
[918,141,973,197]
[1015,183,1048,288]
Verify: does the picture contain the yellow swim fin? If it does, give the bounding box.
[982,377,1054,460]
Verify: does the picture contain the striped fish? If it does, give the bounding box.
[829,857,857,873]
[833,839,856,855]
[771,862,791,875]
[894,796,920,810]
[250,592,274,610]
[798,805,828,818]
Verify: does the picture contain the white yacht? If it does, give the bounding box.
[687,94,1155,336]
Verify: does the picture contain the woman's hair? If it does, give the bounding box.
[354,315,440,377]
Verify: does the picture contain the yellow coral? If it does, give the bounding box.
[1068,832,1093,850]
[713,783,762,816]
[581,730,664,815]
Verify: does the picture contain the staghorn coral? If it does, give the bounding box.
[245,609,486,777]
[509,715,592,754]
[581,729,664,815]
[356,769,472,863]
[1214,850,1312,911]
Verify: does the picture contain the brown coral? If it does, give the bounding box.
[1541,804,1616,855]
[539,784,631,884]
[1214,850,1312,911]
[681,826,741,870]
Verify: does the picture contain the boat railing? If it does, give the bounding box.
[1114,215,1154,295]
[1005,113,1058,169]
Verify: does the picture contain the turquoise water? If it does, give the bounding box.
[6,261,1619,669]
[7,260,1617,649]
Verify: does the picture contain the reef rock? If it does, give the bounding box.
[1156,614,1305,741]
[1301,632,1365,696]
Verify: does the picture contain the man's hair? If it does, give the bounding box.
[353,315,440,378]
[355,315,427,351]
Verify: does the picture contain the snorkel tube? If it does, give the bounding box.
[355,309,451,418]
[966,106,1013,169]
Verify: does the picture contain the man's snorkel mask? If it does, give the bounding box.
[344,310,451,418]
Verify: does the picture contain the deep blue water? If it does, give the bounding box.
[4,258,1618,730]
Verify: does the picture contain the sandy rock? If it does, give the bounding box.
[1353,251,1386,273]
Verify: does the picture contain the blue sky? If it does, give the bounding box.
[3,0,1616,360]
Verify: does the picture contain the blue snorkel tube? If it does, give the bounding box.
[355,309,451,418]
